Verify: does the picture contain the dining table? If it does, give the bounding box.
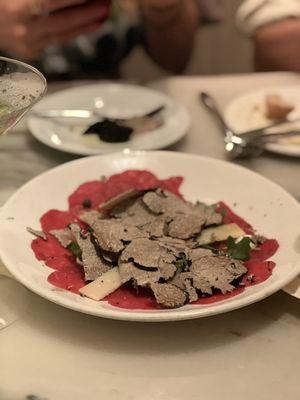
[1,72,300,400]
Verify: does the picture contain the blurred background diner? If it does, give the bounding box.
[1,0,300,83]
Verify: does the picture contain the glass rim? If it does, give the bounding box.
[0,56,47,118]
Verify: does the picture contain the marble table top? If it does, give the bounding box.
[1,73,300,400]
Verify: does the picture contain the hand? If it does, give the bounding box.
[0,0,111,60]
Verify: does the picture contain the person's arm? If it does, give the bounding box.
[254,18,300,72]
[139,0,200,73]
[236,0,300,72]
[0,0,110,61]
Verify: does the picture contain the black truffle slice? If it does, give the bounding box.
[119,261,162,286]
[83,119,133,143]
[50,227,74,247]
[79,210,103,226]
[167,213,205,240]
[100,189,140,211]
[190,255,247,294]
[151,283,187,308]
[70,224,111,281]
[171,272,198,302]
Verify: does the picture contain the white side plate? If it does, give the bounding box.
[27,83,190,155]
[225,85,300,157]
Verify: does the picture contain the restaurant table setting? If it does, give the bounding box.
[1,69,300,400]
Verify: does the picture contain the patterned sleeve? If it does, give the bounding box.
[236,0,300,36]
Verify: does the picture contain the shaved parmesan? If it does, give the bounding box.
[79,267,122,301]
[100,189,139,211]
[197,223,246,245]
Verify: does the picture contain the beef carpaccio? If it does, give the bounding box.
[29,170,279,309]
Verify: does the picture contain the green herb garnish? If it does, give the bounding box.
[174,253,189,273]
[67,242,82,260]
[226,236,251,261]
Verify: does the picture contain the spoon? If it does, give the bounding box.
[200,92,262,158]
[200,92,300,153]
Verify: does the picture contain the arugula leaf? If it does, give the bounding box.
[67,242,82,260]
[174,253,189,273]
[226,236,251,261]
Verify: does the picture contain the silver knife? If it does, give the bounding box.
[30,105,165,121]
[30,109,95,119]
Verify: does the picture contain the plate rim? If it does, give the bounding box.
[224,84,300,157]
[1,150,300,322]
[27,82,190,156]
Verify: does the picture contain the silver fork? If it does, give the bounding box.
[200,92,300,158]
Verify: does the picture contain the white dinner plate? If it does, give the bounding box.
[27,83,190,155]
[225,85,300,157]
[0,151,300,322]
[283,274,300,299]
